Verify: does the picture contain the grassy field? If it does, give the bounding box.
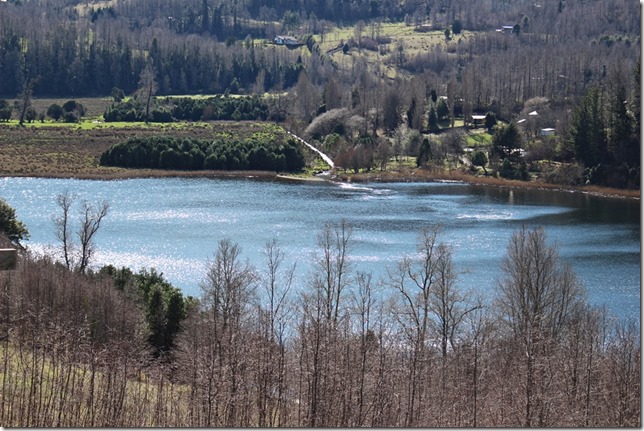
[312,22,471,79]
[24,97,115,120]
[0,121,294,178]
[464,130,493,147]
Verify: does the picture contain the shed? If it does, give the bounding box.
[469,114,487,128]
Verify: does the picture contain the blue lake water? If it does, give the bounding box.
[0,176,640,322]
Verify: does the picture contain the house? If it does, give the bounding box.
[468,114,487,128]
[540,128,555,137]
[274,36,300,46]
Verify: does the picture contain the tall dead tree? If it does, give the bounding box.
[54,192,109,274]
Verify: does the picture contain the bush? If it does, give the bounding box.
[151,109,174,123]
[62,100,86,117]
[63,111,80,123]
[0,107,11,121]
[47,103,64,121]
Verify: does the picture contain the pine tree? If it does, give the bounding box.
[570,87,607,168]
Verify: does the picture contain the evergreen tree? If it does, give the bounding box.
[427,105,439,132]
[0,198,29,245]
[484,112,497,133]
[201,0,210,33]
[471,150,488,174]
[416,138,432,167]
[17,78,37,126]
[570,87,607,168]
[146,287,166,356]
[608,82,632,165]
[492,122,522,159]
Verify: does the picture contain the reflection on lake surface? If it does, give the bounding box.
[0,176,639,322]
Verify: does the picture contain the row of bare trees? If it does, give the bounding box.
[0,221,638,427]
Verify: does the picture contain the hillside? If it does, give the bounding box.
[0,0,639,189]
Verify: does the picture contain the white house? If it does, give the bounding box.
[274,36,299,46]
[540,128,556,137]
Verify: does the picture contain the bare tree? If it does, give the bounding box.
[388,225,443,426]
[200,238,256,426]
[255,239,295,426]
[299,220,353,426]
[496,226,585,426]
[351,271,378,426]
[429,242,480,358]
[138,63,158,123]
[312,220,353,324]
[292,71,319,125]
[54,191,109,274]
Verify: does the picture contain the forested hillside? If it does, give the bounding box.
[0,0,640,187]
[0,0,638,101]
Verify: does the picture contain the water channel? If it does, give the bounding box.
[0,176,639,322]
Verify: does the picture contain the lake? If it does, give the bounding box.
[0,176,640,322]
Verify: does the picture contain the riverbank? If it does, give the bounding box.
[336,169,641,199]
[3,166,637,200]
[0,124,638,199]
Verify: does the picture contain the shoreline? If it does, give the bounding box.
[335,169,641,200]
[1,167,639,200]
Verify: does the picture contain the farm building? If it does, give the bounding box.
[274,36,300,46]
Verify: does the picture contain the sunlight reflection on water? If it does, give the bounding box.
[1,177,639,322]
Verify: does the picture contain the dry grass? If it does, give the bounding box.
[0,122,291,179]
[316,23,470,79]
[7,97,115,120]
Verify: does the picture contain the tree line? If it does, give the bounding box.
[0,213,639,427]
[103,95,270,123]
[99,136,306,172]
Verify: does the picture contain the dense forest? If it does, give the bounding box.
[1,0,639,101]
[103,95,271,122]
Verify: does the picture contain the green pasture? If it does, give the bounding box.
[464,131,492,147]
[313,21,473,79]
